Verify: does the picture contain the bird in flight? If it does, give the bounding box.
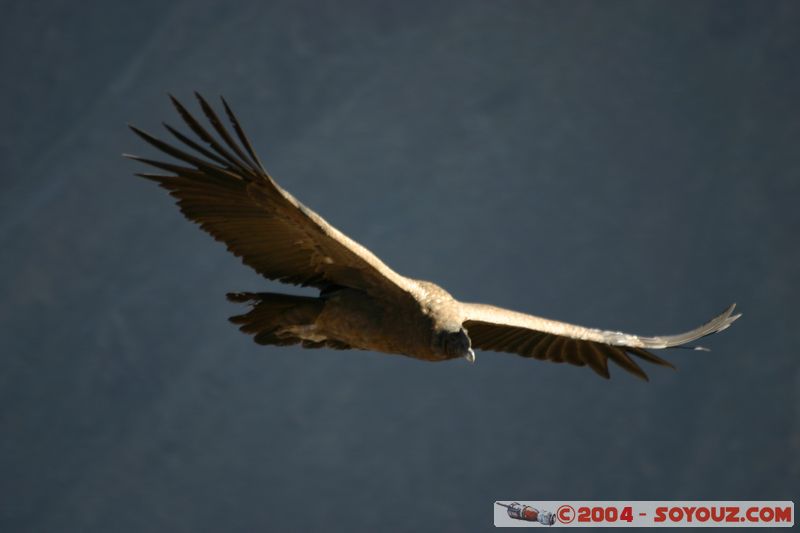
[127,93,740,381]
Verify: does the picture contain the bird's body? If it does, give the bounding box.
[128,93,740,380]
[230,281,465,362]
[316,283,452,361]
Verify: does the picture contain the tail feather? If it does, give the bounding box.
[227,292,349,350]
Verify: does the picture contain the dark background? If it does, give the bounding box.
[1,1,797,531]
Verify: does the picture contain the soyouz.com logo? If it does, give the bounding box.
[494,501,794,527]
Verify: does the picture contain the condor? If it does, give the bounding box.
[127,93,740,380]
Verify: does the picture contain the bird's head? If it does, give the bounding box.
[438,328,475,363]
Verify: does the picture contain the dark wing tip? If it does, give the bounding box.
[594,366,611,380]
[603,346,650,381]
[193,90,211,109]
[168,92,188,112]
[127,123,154,142]
[218,95,265,171]
[624,362,650,382]
[627,346,677,370]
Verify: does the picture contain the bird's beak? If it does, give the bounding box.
[465,348,476,364]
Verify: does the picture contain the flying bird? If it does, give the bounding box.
[127,93,740,381]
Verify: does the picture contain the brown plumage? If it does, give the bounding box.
[127,93,741,380]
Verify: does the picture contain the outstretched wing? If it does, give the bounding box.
[126,93,414,296]
[461,303,740,380]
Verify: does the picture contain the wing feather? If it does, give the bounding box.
[606,346,648,381]
[580,342,610,379]
[167,93,252,174]
[127,94,415,295]
[162,122,231,167]
[462,302,740,379]
[221,96,265,171]
[194,92,258,171]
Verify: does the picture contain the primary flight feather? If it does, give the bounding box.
[127,93,740,381]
